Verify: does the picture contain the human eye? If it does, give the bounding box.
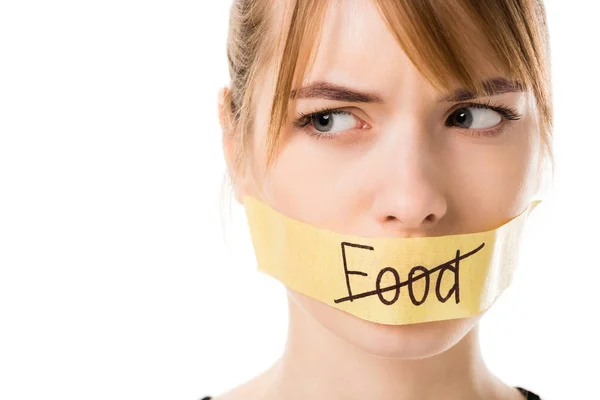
[444,100,523,138]
[292,107,367,139]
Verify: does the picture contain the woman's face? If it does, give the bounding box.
[224,0,541,359]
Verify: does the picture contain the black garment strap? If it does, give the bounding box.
[517,387,542,399]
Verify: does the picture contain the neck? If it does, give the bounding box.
[267,294,504,400]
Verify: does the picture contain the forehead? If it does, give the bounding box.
[298,0,505,100]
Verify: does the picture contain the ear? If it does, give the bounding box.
[218,87,246,204]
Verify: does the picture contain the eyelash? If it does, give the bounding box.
[292,100,523,140]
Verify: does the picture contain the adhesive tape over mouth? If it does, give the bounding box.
[242,196,541,325]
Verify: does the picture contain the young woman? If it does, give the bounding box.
[207,0,553,399]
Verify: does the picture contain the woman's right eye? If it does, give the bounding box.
[293,109,366,139]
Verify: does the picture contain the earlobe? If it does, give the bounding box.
[218,86,247,205]
[217,86,229,132]
[222,135,246,205]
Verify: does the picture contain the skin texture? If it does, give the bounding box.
[218,1,541,399]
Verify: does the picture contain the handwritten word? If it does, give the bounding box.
[333,242,486,306]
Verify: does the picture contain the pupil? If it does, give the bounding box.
[454,108,473,128]
[313,113,333,132]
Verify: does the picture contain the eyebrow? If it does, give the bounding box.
[289,77,524,104]
[441,77,525,102]
[290,82,384,103]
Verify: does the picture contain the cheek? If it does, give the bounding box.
[260,133,359,223]
[445,125,539,217]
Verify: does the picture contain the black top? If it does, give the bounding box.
[200,387,541,399]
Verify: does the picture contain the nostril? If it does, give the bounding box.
[383,213,439,227]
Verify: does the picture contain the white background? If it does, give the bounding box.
[0,1,598,399]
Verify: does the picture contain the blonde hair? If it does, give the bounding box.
[221,0,553,192]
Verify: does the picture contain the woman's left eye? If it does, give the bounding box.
[444,102,522,137]
[446,107,501,130]
[293,109,364,138]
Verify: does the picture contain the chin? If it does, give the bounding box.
[288,288,481,359]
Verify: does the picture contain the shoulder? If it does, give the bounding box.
[201,383,262,400]
[198,380,266,400]
[199,387,255,400]
[202,361,281,400]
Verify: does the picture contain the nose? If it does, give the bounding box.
[370,129,448,236]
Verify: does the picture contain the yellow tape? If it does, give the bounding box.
[242,196,541,325]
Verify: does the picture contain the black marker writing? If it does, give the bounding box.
[333,242,486,306]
